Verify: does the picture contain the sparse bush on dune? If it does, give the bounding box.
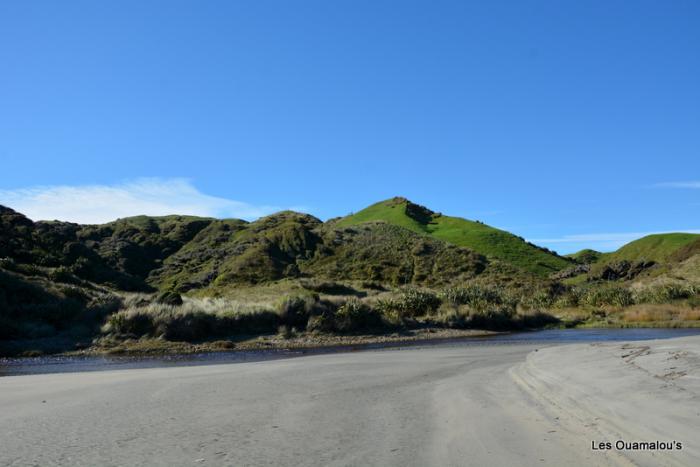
[97,279,700,344]
[278,293,324,329]
[440,285,504,309]
[367,284,563,330]
[333,298,383,332]
[430,301,557,330]
[553,287,583,308]
[439,284,536,314]
[519,289,556,311]
[102,297,280,340]
[374,288,441,321]
[399,288,441,315]
[0,268,122,341]
[105,292,393,342]
[633,284,699,304]
[306,312,336,333]
[583,286,634,307]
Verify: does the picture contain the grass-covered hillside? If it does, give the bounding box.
[603,233,700,264]
[557,233,700,286]
[335,197,572,275]
[3,201,700,357]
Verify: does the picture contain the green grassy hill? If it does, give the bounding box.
[603,233,700,264]
[335,197,572,275]
[566,249,604,264]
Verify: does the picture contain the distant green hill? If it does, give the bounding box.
[335,197,572,275]
[577,233,700,282]
[604,233,700,264]
[566,249,604,265]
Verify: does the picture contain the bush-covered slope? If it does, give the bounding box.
[152,212,321,290]
[335,197,571,275]
[302,222,487,286]
[153,213,489,291]
[0,206,215,290]
[77,215,215,283]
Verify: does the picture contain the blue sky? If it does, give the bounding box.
[1,1,699,253]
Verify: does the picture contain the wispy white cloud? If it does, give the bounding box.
[0,178,301,224]
[653,181,700,189]
[529,230,700,253]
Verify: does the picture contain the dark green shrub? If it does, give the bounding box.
[334,298,382,332]
[400,288,441,315]
[157,311,214,340]
[439,285,518,312]
[375,297,403,317]
[554,288,583,308]
[278,294,319,328]
[107,312,154,336]
[306,312,335,333]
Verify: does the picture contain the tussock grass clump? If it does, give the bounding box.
[633,284,699,304]
[300,296,386,333]
[375,288,441,320]
[439,284,523,313]
[334,298,383,332]
[278,293,323,328]
[431,283,561,330]
[444,306,515,329]
[582,286,634,307]
[103,297,279,341]
[431,303,556,330]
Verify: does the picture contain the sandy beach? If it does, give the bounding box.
[1,337,698,466]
